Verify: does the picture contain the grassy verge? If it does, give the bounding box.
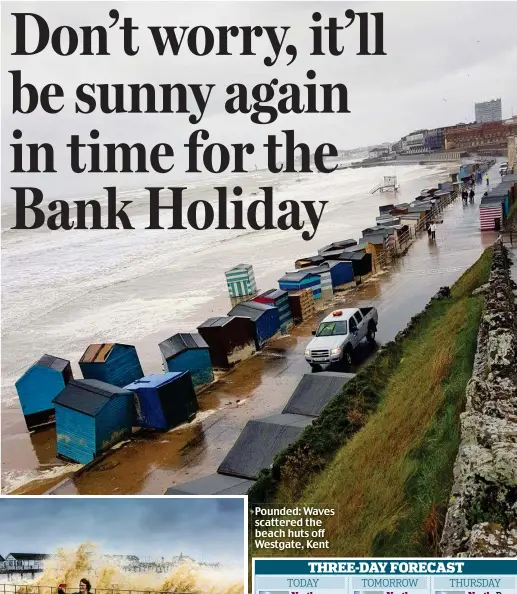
[249,246,493,557]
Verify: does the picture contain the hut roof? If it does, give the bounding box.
[225,263,252,273]
[34,354,69,372]
[79,343,135,364]
[159,333,209,360]
[258,288,288,300]
[362,234,386,245]
[7,554,52,560]
[289,264,329,276]
[480,195,506,206]
[198,316,233,328]
[53,379,132,417]
[228,301,274,321]
[125,372,186,391]
[339,251,368,262]
[279,271,318,283]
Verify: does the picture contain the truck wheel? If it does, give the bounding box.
[343,347,353,368]
[367,324,377,344]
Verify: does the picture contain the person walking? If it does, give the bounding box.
[430,222,437,241]
[485,173,490,186]
[469,188,475,203]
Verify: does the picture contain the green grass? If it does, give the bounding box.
[249,246,493,558]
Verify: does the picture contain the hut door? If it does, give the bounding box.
[494,218,501,231]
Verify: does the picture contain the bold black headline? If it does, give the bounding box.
[9,9,386,240]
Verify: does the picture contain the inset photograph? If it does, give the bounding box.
[0,497,245,594]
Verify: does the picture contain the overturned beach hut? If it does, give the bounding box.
[217,413,313,480]
[288,288,315,323]
[339,251,373,278]
[318,239,357,256]
[283,372,355,417]
[15,355,74,430]
[165,473,254,495]
[197,316,256,369]
[294,255,325,269]
[224,263,257,298]
[253,289,293,333]
[379,204,394,215]
[79,343,143,388]
[228,301,280,349]
[126,372,198,431]
[158,333,213,389]
[326,260,354,289]
[278,271,321,300]
[53,379,133,464]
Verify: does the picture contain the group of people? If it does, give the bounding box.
[462,187,475,204]
[57,579,92,594]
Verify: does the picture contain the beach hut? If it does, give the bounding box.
[290,265,333,300]
[15,355,73,430]
[479,194,506,231]
[288,289,315,323]
[294,255,325,269]
[378,204,394,215]
[318,239,357,255]
[158,333,214,389]
[227,301,280,349]
[391,203,409,215]
[53,379,133,464]
[79,343,143,388]
[278,271,321,299]
[125,372,198,431]
[339,251,373,278]
[326,260,355,289]
[253,289,293,333]
[224,263,257,298]
[197,316,256,369]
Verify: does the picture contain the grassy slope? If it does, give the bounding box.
[252,247,493,558]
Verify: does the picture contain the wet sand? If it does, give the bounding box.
[2,161,499,494]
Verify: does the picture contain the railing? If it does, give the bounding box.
[0,586,195,594]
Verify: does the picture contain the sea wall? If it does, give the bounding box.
[440,241,517,556]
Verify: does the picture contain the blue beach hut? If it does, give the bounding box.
[53,379,133,464]
[253,289,293,334]
[278,271,322,300]
[125,372,198,431]
[158,333,214,389]
[79,343,143,388]
[325,261,354,289]
[228,301,280,349]
[15,355,74,430]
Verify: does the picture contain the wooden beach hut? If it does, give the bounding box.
[15,355,73,430]
[278,271,322,300]
[79,343,143,388]
[326,260,355,289]
[125,372,198,431]
[197,316,256,369]
[228,301,280,349]
[317,239,357,256]
[53,379,133,464]
[158,333,214,389]
[288,289,315,323]
[224,263,257,298]
[479,194,506,231]
[294,255,325,269]
[290,265,333,300]
[339,251,373,278]
[253,289,293,333]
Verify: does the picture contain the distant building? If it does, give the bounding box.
[475,98,502,123]
[405,130,428,153]
[424,128,445,151]
[445,120,517,151]
[4,553,51,570]
[368,146,390,159]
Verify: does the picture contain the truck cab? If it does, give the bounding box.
[304,307,378,369]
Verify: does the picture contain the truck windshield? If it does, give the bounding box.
[316,321,347,336]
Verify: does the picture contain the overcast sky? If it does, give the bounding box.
[0,498,244,565]
[2,1,517,200]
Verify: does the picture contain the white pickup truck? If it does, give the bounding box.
[304,307,379,369]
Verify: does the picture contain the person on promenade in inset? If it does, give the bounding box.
[430,222,437,241]
[73,578,92,594]
[485,173,490,186]
[426,221,431,237]
[469,188,475,203]
[462,188,468,204]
